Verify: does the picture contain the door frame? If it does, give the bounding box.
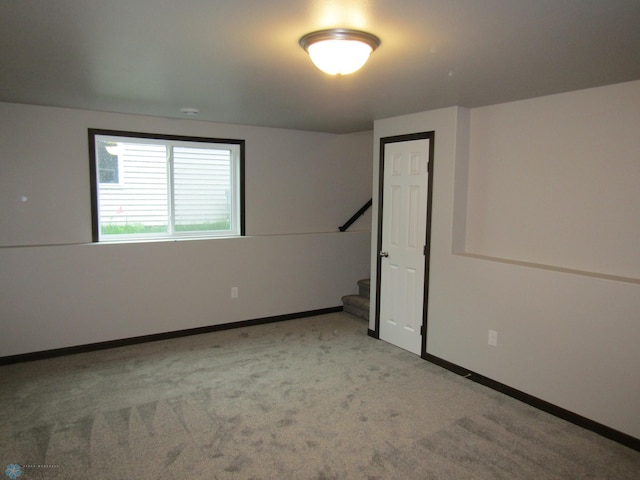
[373,131,435,357]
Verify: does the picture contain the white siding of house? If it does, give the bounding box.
[99,143,168,228]
[98,143,232,230]
[173,147,231,227]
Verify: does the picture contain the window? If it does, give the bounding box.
[89,129,244,242]
[96,141,121,184]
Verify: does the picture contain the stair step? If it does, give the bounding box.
[357,278,370,299]
[342,294,370,321]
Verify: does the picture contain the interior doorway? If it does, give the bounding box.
[374,132,434,355]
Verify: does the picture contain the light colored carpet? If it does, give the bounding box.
[1,313,638,479]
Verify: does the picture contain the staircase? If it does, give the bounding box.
[342,278,370,321]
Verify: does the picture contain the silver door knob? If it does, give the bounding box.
[379,251,389,258]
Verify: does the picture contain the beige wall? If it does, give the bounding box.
[0,103,372,356]
[371,81,640,439]
[466,80,640,279]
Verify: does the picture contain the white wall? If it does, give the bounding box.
[0,103,372,357]
[371,81,640,439]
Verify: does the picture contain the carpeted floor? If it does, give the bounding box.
[1,312,638,479]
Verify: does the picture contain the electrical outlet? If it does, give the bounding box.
[231,287,239,298]
[488,330,498,347]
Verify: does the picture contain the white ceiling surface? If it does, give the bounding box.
[1,1,639,133]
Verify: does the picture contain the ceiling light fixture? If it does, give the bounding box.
[299,28,380,76]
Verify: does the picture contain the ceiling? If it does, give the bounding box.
[2,0,639,133]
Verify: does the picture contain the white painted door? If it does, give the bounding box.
[379,138,430,355]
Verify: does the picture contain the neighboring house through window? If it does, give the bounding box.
[89,129,245,242]
[97,141,121,184]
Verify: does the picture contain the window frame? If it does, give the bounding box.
[88,128,245,243]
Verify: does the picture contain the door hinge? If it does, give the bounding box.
[421,325,426,336]
[423,245,427,255]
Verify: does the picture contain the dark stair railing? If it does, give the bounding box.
[339,199,372,232]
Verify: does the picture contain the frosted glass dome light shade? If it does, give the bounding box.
[299,29,380,75]
[307,39,372,75]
